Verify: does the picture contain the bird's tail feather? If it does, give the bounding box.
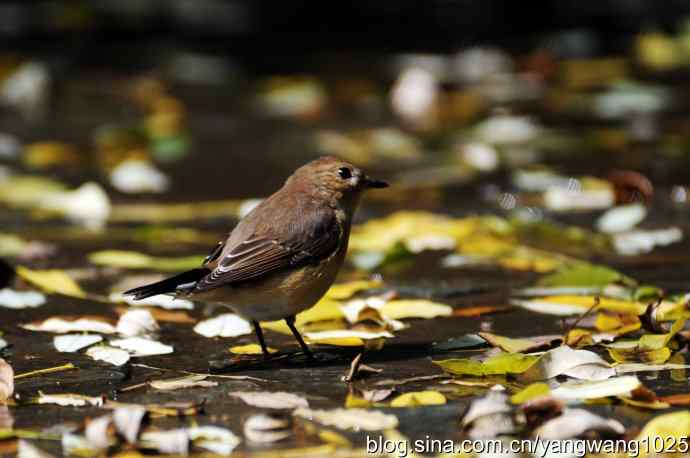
[123,268,209,300]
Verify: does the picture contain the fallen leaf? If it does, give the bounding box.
[596,203,647,234]
[380,300,452,320]
[110,292,193,310]
[53,334,102,353]
[635,411,690,455]
[16,267,85,298]
[140,429,188,455]
[0,359,13,403]
[89,250,202,272]
[85,415,113,450]
[37,392,104,407]
[434,352,538,376]
[150,374,217,391]
[538,263,624,288]
[612,227,683,256]
[534,408,625,439]
[510,383,550,404]
[304,329,394,347]
[231,391,309,409]
[109,337,173,356]
[109,159,170,194]
[23,317,116,334]
[479,332,559,353]
[243,413,292,443]
[0,289,45,309]
[522,346,615,381]
[38,182,111,229]
[513,295,645,316]
[389,391,446,407]
[86,346,130,366]
[61,434,97,457]
[550,376,641,400]
[461,388,517,439]
[294,407,398,431]
[17,440,54,458]
[194,314,252,338]
[229,344,277,355]
[188,425,240,455]
[115,309,159,337]
[113,405,146,443]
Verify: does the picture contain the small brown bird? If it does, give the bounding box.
[124,156,388,359]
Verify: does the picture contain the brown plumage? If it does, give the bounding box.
[124,156,388,358]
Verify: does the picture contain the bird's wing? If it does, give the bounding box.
[193,210,341,292]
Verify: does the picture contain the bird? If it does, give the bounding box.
[124,156,388,360]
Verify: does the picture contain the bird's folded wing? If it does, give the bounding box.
[194,219,341,292]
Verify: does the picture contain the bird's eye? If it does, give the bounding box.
[338,167,352,179]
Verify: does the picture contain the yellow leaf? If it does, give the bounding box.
[16,266,85,298]
[608,347,671,365]
[636,412,690,456]
[510,383,550,404]
[519,295,646,315]
[325,280,382,300]
[88,250,203,271]
[0,176,66,208]
[380,299,452,320]
[435,353,538,377]
[229,344,277,355]
[350,211,481,253]
[564,329,594,348]
[389,391,446,407]
[594,313,641,335]
[478,332,540,353]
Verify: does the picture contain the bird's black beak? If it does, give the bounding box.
[363,176,389,189]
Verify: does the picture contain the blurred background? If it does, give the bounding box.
[2,0,690,228]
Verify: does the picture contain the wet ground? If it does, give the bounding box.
[2,59,690,456]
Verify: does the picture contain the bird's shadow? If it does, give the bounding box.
[207,341,460,373]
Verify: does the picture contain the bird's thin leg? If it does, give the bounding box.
[252,320,270,359]
[285,315,315,360]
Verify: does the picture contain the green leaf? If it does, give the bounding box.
[539,263,625,288]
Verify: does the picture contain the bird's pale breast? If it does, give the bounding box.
[189,241,347,321]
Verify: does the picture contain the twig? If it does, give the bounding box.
[562,296,600,339]
[14,363,76,380]
[131,363,268,382]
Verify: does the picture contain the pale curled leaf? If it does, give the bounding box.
[109,292,193,310]
[194,314,252,338]
[550,376,641,400]
[23,317,116,334]
[0,288,45,309]
[115,309,159,337]
[293,407,398,431]
[188,425,241,455]
[37,392,104,407]
[140,429,189,455]
[86,346,130,366]
[534,408,625,439]
[53,334,102,353]
[113,405,146,444]
[243,413,292,443]
[85,415,113,450]
[230,391,308,409]
[150,374,217,391]
[109,337,173,356]
[523,346,615,381]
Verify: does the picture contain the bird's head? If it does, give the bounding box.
[287,156,388,201]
